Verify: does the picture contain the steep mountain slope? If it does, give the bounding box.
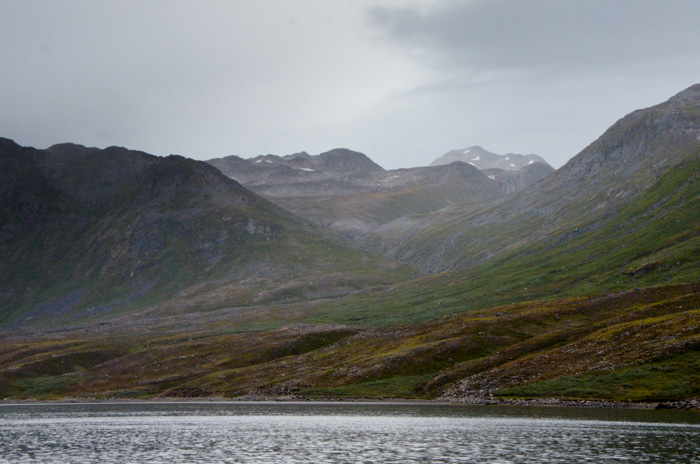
[430,146,549,170]
[321,155,699,328]
[0,140,411,328]
[376,84,700,274]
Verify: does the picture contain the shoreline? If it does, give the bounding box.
[1,395,698,412]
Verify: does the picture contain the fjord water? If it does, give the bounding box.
[0,402,698,463]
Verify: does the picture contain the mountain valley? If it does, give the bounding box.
[208,147,554,242]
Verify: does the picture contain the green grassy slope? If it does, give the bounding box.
[267,154,697,329]
[0,283,696,402]
[376,86,700,274]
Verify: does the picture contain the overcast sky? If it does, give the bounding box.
[1,0,699,169]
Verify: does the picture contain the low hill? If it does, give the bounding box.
[1,283,696,404]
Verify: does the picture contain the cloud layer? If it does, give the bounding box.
[369,0,700,72]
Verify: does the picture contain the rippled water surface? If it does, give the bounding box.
[1,402,698,463]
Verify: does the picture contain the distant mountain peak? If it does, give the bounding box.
[213,148,384,176]
[430,146,549,171]
[315,148,384,172]
[282,151,311,161]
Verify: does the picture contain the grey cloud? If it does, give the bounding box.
[368,0,700,73]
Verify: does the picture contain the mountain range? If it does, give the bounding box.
[0,84,698,405]
[208,147,554,241]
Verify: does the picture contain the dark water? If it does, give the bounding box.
[0,402,698,463]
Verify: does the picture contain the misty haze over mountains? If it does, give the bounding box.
[206,146,555,240]
[4,6,700,461]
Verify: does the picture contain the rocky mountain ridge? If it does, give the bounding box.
[250,148,384,173]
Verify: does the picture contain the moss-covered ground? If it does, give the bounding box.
[1,283,697,403]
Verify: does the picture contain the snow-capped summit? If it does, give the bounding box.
[430,146,550,171]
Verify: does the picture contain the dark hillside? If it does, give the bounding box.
[0,140,411,328]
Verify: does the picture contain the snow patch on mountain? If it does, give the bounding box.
[430,147,550,171]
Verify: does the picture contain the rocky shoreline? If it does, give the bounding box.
[442,395,700,411]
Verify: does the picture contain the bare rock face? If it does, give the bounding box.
[430,146,550,171]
